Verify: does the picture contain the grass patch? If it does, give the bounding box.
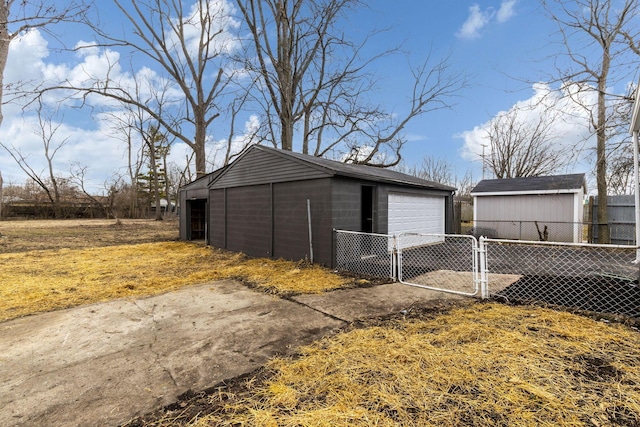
[153,302,640,427]
[0,241,350,322]
[0,219,179,253]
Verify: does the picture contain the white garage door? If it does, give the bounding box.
[388,192,445,249]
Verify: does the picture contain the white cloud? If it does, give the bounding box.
[167,0,241,61]
[457,82,595,168]
[74,40,100,56]
[496,0,517,23]
[456,4,493,40]
[456,1,517,40]
[3,30,49,114]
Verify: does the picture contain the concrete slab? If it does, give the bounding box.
[293,282,465,322]
[0,280,467,427]
[0,281,344,427]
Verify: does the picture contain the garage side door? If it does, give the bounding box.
[388,192,445,249]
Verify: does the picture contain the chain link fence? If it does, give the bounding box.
[397,234,479,296]
[484,238,640,319]
[334,230,395,279]
[334,229,639,321]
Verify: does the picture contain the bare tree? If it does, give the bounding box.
[542,0,640,243]
[395,156,474,196]
[141,125,170,221]
[415,156,456,184]
[607,142,634,195]
[101,71,180,219]
[455,170,475,197]
[69,163,111,218]
[220,93,262,166]
[103,112,147,218]
[0,103,69,217]
[484,106,570,179]
[0,1,87,200]
[41,0,239,179]
[0,1,87,126]
[235,0,466,166]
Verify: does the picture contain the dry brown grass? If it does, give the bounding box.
[0,219,350,322]
[0,218,179,253]
[184,303,640,427]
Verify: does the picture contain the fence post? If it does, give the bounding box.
[391,235,397,280]
[478,236,489,299]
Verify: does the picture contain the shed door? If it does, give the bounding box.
[388,193,445,249]
[188,199,207,240]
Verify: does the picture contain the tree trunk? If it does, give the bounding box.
[194,114,207,178]
[0,170,3,220]
[281,115,294,151]
[162,153,172,217]
[148,141,163,221]
[596,51,610,244]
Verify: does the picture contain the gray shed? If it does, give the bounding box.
[470,174,586,242]
[180,145,455,266]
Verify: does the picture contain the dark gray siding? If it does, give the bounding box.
[273,179,333,265]
[211,147,331,189]
[331,178,363,232]
[209,189,225,248]
[179,190,188,240]
[225,185,272,258]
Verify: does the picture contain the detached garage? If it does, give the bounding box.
[470,174,586,243]
[181,145,455,267]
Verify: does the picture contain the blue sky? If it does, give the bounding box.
[0,0,631,193]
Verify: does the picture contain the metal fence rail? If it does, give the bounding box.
[334,230,395,279]
[397,234,479,296]
[484,238,640,319]
[466,220,636,245]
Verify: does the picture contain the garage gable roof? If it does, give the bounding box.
[180,166,228,190]
[254,145,455,191]
[471,173,586,195]
[211,145,456,191]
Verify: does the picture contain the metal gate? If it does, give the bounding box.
[397,233,482,297]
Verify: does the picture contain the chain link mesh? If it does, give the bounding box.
[485,239,640,319]
[334,229,639,321]
[334,230,394,279]
[398,234,478,296]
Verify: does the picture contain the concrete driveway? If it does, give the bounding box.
[0,280,462,427]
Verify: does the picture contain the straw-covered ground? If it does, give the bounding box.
[1,219,639,426]
[127,302,640,427]
[0,218,363,322]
